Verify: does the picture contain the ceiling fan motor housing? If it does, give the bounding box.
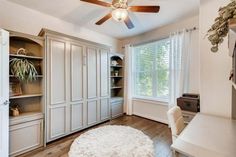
[112,0,128,9]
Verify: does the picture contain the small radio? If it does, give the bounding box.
[177,94,200,113]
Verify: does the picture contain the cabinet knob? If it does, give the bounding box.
[3,100,9,105]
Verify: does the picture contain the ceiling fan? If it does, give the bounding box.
[80,0,160,29]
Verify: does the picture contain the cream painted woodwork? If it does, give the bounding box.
[171,113,236,157]
[87,100,98,126]
[100,49,109,97]
[87,47,98,99]
[110,53,124,118]
[0,29,9,157]
[70,103,83,132]
[50,40,66,105]
[111,99,124,118]
[46,37,69,142]
[100,98,110,121]
[100,49,110,121]
[69,41,86,133]
[70,44,84,102]
[49,106,66,139]
[40,29,110,142]
[9,119,43,157]
[8,31,45,156]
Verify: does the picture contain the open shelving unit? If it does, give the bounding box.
[8,31,44,156]
[10,93,43,99]
[9,54,43,60]
[110,53,125,118]
[9,31,44,119]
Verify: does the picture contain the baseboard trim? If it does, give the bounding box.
[133,112,168,124]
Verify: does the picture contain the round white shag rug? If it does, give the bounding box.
[69,125,154,157]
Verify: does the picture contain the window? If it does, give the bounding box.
[133,38,170,102]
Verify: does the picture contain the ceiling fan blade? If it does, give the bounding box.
[80,0,111,7]
[129,6,160,13]
[95,13,112,25]
[124,16,134,29]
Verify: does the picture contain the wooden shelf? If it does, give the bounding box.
[10,93,43,99]
[111,86,123,89]
[10,111,43,126]
[9,54,43,60]
[110,76,123,78]
[10,75,43,78]
[110,65,123,68]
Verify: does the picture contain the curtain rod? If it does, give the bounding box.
[122,26,198,49]
[131,36,168,47]
[186,27,198,32]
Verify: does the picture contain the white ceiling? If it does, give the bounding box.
[9,0,199,39]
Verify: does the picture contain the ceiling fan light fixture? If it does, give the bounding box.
[112,8,128,22]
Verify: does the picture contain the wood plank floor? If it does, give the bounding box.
[18,115,173,157]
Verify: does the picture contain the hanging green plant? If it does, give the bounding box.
[206,0,236,52]
[10,58,38,82]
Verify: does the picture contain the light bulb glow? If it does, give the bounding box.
[112,8,128,22]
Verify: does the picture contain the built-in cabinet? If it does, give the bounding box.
[110,53,124,118]
[8,31,44,156]
[5,28,122,155]
[39,29,110,142]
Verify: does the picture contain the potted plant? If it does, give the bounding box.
[206,0,236,52]
[114,70,119,76]
[10,58,38,82]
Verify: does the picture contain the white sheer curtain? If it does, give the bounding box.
[169,29,192,108]
[124,44,133,115]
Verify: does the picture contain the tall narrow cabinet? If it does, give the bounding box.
[39,29,110,142]
[110,53,124,118]
[8,31,44,156]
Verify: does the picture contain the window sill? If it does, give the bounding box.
[132,97,168,106]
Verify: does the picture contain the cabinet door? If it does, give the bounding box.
[70,43,84,102]
[49,106,66,140]
[86,47,98,99]
[49,39,67,105]
[87,100,98,126]
[70,43,84,132]
[111,101,124,118]
[10,120,43,156]
[100,49,109,97]
[0,29,9,157]
[100,98,109,121]
[47,38,68,142]
[70,103,83,132]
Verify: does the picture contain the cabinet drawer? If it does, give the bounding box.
[10,119,43,157]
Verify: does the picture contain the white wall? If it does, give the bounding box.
[0,0,120,51]
[120,16,199,49]
[199,0,232,118]
[132,99,169,124]
[121,16,200,123]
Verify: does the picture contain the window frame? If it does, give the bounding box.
[132,38,170,103]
